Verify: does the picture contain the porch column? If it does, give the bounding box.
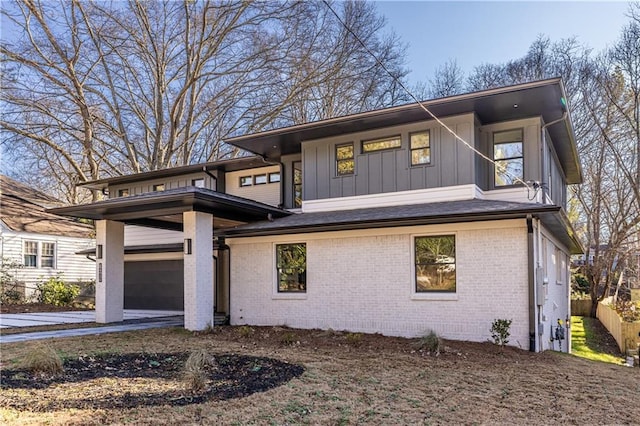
[183,211,214,330]
[95,220,124,323]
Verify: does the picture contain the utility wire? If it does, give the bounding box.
[322,0,534,192]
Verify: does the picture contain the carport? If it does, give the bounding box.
[50,187,289,330]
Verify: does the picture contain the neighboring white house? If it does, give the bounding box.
[51,78,582,353]
[0,175,95,299]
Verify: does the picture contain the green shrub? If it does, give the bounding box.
[612,300,640,322]
[36,275,80,306]
[1,258,24,304]
[345,332,363,345]
[415,330,442,354]
[490,319,513,347]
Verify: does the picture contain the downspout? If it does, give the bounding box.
[540,111,568,204]
[527,214,537,352]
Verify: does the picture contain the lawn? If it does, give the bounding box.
[571,316,625,365]
[1,326,639,425]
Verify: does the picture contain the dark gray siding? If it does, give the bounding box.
[124,260,183,310]
[302,114,477,201]
[282,153,302,209]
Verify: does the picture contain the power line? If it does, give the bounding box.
[322,0,535,192]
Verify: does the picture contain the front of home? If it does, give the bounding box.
[51,78,582,352]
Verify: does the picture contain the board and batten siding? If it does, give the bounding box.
[225,166,281,207]
[0,228,95,298]
[124,225,184,246]
[302,113,476,201]
[227,220,531,347]
[109,171,218,198]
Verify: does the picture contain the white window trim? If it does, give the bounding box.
[272,241,307,300]
[410,232,459,301]
[41,241,57,269]
[22,239,57,269]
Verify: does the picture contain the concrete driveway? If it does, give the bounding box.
[0,309,184,328]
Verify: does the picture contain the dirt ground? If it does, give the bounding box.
[1,326,639,425]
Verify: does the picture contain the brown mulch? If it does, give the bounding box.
[0,351,304,411]
[1,303,92,314]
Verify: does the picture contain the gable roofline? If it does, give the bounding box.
[225,78,582,184]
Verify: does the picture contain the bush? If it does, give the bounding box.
[613,300,640,322]
[1,258,24,304]
[415,330,442,354]
[21,345,63,375]
[36,275,80,306]
[490,319,513,347]
[237,325,255,338]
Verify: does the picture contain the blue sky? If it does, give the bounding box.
[374,0,632,85]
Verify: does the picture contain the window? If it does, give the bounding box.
[239,176,252,187]
[362,135,401,153]
[493,129,523,186]
[410,131,431,166]
[192,178,205,188]
[269,172,281,183]
[118,188,129,197]
[23,241,37,268]
[152,183,165,192]
[41,242,55,268]
[254,174,267,185]
[293,161,302,208]
[414,235,456,292]
[276,243,306,292]
[336,143,355,175]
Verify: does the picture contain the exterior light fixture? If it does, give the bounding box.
[97,244,103,259]
[184,238,192,255]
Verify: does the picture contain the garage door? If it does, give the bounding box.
[124,260,183,310]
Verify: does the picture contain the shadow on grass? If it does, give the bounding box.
[571,316,624,365]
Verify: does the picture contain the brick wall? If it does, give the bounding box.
[228,220,530,348]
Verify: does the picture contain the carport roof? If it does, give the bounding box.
[48,187,290,232]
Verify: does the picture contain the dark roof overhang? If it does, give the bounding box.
[79,156,273,191]
[220,199,583,254]
[225,78,582,184]
[48,187,290,232]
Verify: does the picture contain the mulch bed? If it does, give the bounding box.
[1,303,92,314]
[0,352,304,410]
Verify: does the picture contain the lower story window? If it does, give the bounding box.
[276,243,306,292]
[23,241,38,267]
[41,242,55,268]
[415,235,456,292]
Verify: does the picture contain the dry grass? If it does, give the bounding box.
[183,349,214,392]
[19,344,63,375]
[1,326,639,425]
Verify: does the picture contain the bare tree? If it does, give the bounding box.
[427,59,464,98]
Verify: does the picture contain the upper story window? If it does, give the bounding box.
[336,143,355,175]
[493,129,524,186]
[118,189,129,197]
[276,243,306,293]
[152,183,165,192]
[192,178,205,188]
[239,176,252,187]
[410,131,431,166]
[269,172,281,183]
[293,161,302,208]
[254,174,267,185]
[362,135,401,153]
[414,235,456,293]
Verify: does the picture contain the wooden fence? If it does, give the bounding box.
[597,297,640,354]
[571,299,592,317]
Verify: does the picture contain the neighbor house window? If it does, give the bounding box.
[269,172,281,183]
[410,131,431,166]
[118,188,129,197]
[239,176,252,187]
[276,243,306,292]
[414,235,456,292]
[362,135,401,153]
[192,178,205,188]
[293,161,302,208]
[152,183,165,191]
[336,143,355,175]
[41,242,55,268]
[23,241,38,268]
[254,174,267,185]
[494,129,524,186]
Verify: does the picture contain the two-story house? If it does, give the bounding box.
[51,78,582,352]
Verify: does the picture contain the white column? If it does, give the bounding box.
[183,211,214,330]
[95,220,124,323]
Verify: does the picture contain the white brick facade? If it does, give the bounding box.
[228,220,532,348]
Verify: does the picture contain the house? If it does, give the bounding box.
[0,175,95,299]
[50,78,583,352]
